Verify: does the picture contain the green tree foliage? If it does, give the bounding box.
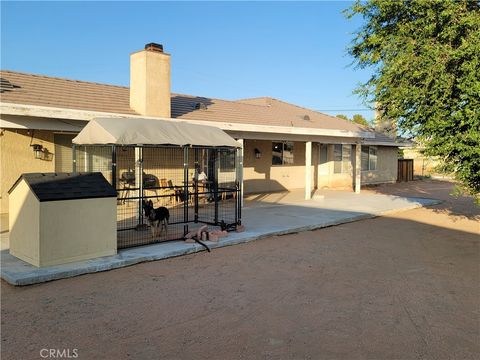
[345,0,480,200]
[336,113,370,126]
[352,114,370,126]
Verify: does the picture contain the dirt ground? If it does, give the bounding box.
[1,180,479,360]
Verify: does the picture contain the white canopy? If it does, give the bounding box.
[72,117,240,148]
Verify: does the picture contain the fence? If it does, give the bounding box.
[73,145,241,249]
[397,159,414,182]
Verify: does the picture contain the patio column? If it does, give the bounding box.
[355,143,361,194]
[305,141,312,200]
[237,139,244,207]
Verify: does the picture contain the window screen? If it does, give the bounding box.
[334,144,352,173]
[361,146,378,171]
[361,146,370,171]
[342,145,351,173]
[54,134,76,172]
[369,146,377,170]
[333,144,342,173]
[319,144,328,165]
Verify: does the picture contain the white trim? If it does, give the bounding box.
[305,141,312,200]
[0,102,375,139]
[362,141,410,147]
[355,144,361,194]
[0,114,86,131]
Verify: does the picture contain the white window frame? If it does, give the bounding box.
[333,144,352,174]
[361,146,377,171]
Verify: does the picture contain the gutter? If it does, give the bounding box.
[0,102,375,139]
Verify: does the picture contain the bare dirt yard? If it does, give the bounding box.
[1,180,479,360]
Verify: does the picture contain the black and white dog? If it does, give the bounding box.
[142,200,170,239]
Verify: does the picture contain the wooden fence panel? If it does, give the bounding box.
[397,159,414,182]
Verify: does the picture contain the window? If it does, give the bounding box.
[54,134,76,172]
[319,144,328,165]
[369,146,377,170]
[333,144,352,174]
[361,147,369,171]
[272,141,294,165]
[361,146,377,171]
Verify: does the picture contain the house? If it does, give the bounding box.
[0,43,406,214]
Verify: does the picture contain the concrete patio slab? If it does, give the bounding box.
[1,191,441,285]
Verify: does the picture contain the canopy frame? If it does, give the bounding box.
[73,142,241,249]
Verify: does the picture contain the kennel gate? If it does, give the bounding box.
[73,145,241,249]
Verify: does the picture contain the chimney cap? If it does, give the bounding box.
[144,43,163,52]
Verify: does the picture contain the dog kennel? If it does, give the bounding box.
[72,118,242,249]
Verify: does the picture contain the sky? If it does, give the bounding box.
[1,1,374,120]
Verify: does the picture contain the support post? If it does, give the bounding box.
[72,145,76,173]
[135,146,143,224]
[111,145,117,191]
[214,149,219,224]
[183,147,189,224]
[305,141,312,200]
[194,149,199,222]
[236,139,244,208]
[355,143,361,194]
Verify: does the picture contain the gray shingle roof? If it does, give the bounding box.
[9,173,117,202]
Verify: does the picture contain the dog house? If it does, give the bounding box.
[72,117,242,249]
[8,172,117,267]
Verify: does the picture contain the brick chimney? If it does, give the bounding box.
[130,43,171,118]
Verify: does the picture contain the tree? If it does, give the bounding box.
[345,0,480,201]
[352,114,370,127]
[337,113,371,127]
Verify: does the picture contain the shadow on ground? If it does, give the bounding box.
[364,179,480,221]
[1,184,479,359]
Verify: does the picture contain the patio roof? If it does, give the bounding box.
[72,117,240,148]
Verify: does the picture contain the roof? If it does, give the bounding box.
[0,70,364,132]
[0,71,136,115]
[0,70,405,146]
[8,172,117,202]
[73,117,240,147]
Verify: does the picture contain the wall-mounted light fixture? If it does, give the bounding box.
[31,144,44,159]
[254,148,261,159]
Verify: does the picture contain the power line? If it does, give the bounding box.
[315,108,372,112]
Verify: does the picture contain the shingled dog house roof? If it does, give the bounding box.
[8,173,117,202]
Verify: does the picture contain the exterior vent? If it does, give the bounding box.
[303,115,311,121]
[195,102,207,110]
[0,78,19,92]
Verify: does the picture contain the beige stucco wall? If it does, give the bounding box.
[1,129,56,214]
[402,147,440,176]
[9,179,41,266]
[9,179,117,267]
[38,197,117,267]
[361,146,398,185]
[243,140,313,193]
[243,140,398,192]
